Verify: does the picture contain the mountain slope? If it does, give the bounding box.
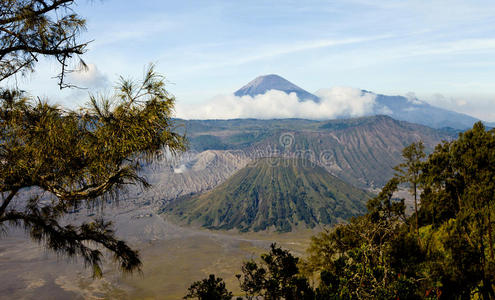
[122,116,453,207]
[234,74,320,102]
[182,116,454,188]
[163,158,373,232]
[132,150,251,202]
[372,93,483,130]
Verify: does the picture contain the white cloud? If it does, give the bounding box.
[173,164,188,174]
[376,105,393,115]
[404,92,424,105]
[175,87,376,120]
[423,93,495,122]
[69,63,110,90]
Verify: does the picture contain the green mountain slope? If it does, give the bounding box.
[163,158,373,232]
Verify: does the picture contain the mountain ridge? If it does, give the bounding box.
[132,115,455,213]
[233,74,491,130]
[112,116,455,209]
[372,93,486,129]
[234,74,320,102]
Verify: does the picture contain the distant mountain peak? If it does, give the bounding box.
[234,74,320,102]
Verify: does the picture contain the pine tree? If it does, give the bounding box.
[0,0,186,277]
[394,141,425,238]
[184,274,233,300]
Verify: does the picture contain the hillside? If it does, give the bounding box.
[178,116,454,188]
[124,150,251,203]
[252,116,452,187]
[113,116,453,208]
[163,158,373,232]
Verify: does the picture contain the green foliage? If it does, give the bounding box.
[420,219,485,299]
[304,215,421,299]
[418,122,495,298]
[303,122,495,299]
[395,141,426,189]
[0,65,186,276]
[236,243,314,300]
[394,141,425,236]
[366,177,406,223]
[0,2,186,279]
[184,274,233,300]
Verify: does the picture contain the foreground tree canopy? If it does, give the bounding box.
[307,123,495,299]
[189,122,495,299]
[0,0,186,277]
[184,274,233,300]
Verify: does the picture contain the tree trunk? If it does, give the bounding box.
[0,188,20,217]
[488,210,494,261]
[481,276,495,300]
[480,221,494,300]
[414,182,419,242]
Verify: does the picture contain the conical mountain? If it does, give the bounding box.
[234,74,320,102]
[163,157,373,232]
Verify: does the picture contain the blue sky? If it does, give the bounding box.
[10,0,495,121]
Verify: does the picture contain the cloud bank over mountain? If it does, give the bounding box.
[175,87,376,120]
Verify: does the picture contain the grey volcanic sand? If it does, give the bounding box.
[0,204,312,299]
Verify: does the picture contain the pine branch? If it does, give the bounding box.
[1,209,142,277]
[0,0,74,25]
[0,187,20,216]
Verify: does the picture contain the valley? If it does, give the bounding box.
[0,211,319,299]
[0,115,455,299]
